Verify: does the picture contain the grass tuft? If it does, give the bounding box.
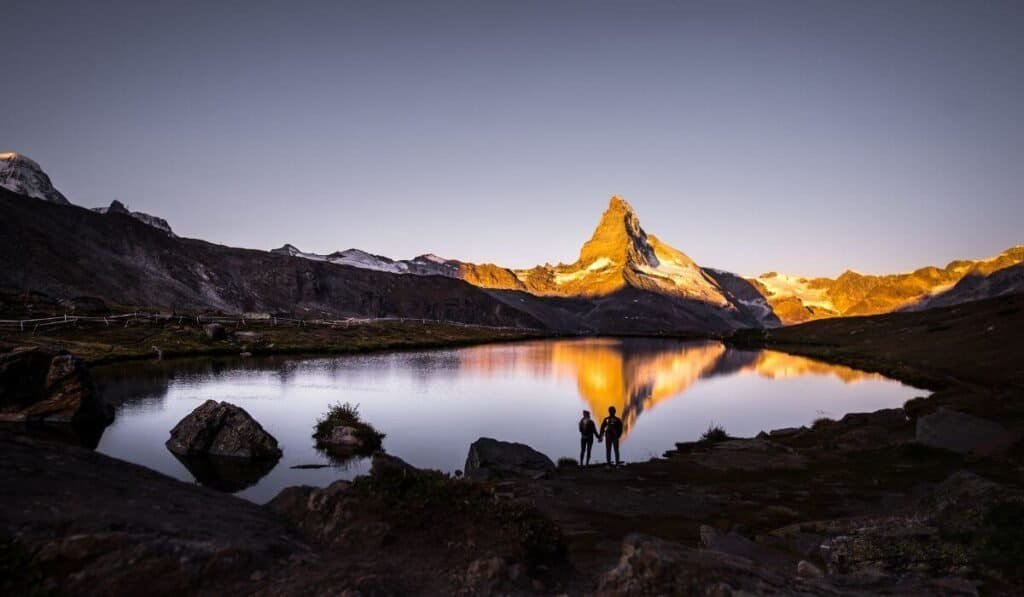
[314,401,385,454]
[699,422,730,444]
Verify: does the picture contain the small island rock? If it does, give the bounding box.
[166,400,281,459]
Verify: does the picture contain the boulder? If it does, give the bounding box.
[464,437,555,481]
[0,347,112,427]
[370,453,419,479]
[166,400,281,459]
[915,408,1010,454]
[0,346,53,410]
[596,534,825,596]
[203,322,226,340]
[839,408,907,429]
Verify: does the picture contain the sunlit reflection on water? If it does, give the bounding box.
[94,339,920,503]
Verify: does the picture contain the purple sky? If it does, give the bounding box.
[3,1,1022,277]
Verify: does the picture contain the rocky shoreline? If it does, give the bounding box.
[2,295,1023,594]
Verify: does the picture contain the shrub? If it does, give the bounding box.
[314,401,385,453]
[557,457,578,468]
[700,422,729,444]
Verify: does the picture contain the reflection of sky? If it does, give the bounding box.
[95,339,921,503]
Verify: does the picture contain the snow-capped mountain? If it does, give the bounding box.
[1,153,175,236]
[5,150,1020,330]
[0,152,69,204]
[508,196,739,307]
[276,196,775,327]
[269,245,462,276]
[749,245,1024,324]
[93,200,176,236]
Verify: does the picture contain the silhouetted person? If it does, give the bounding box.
[600,406,624,465]
[578,410,599,465]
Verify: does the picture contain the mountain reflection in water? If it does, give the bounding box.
[93,338,913,503]
[457,339,881,437]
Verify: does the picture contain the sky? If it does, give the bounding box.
[3,0,1022,277]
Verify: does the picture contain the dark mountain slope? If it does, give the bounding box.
[0,189,544,328]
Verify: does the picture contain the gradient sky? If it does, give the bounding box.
[3,0,1022,277]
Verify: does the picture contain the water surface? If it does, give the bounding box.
[94,338,921,503]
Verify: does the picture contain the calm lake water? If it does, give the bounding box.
[93,338,921,503]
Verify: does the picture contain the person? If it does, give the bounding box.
[578,410,599,466]
[599,406,624,465]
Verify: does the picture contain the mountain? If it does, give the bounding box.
[277,197,774,330]
[3,153,1021,332]
[0,186,544,328]
[918,260,1024,310]
[0,152,69,204]
[270,245,459,276]
[507,197,742,307]
[93,200,175,236]
[750,246,1024,324]
[0,153,174,235]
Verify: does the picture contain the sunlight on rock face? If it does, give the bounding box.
[459,339,878,438]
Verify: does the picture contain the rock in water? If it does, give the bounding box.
[915,408,1010,454]
[464,437,555,481]
[166,400,281,459]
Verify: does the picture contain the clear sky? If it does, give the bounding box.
[3,0,1022,277]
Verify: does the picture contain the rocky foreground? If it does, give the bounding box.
[3,413,1023,596]
[2,295,1024,595]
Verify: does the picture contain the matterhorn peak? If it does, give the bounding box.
[578,195,656,267]
[607,194,634,212]
[0,152,70,204]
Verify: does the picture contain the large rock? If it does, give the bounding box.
[166,400,281,459]
[915,408,1011,454]
[1,432,306,596]
[839,408,907,429]
[464,437,555,481]
[596,534,829,596]
[0,347,112,427]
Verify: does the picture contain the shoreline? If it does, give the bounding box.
[1,316,725,368]
[4,295,1023,594]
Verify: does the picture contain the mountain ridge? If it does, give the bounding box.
[3,153,1022,330]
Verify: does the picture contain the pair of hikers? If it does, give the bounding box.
[578,407,623,466]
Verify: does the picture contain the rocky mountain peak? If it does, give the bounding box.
[0,152,70,205]
[578,195,657,268]
[93,200,176,236]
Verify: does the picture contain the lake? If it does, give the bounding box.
[92,338,922,503]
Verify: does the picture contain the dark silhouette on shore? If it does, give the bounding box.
[600,406,624,465]
[578,410,599,465]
